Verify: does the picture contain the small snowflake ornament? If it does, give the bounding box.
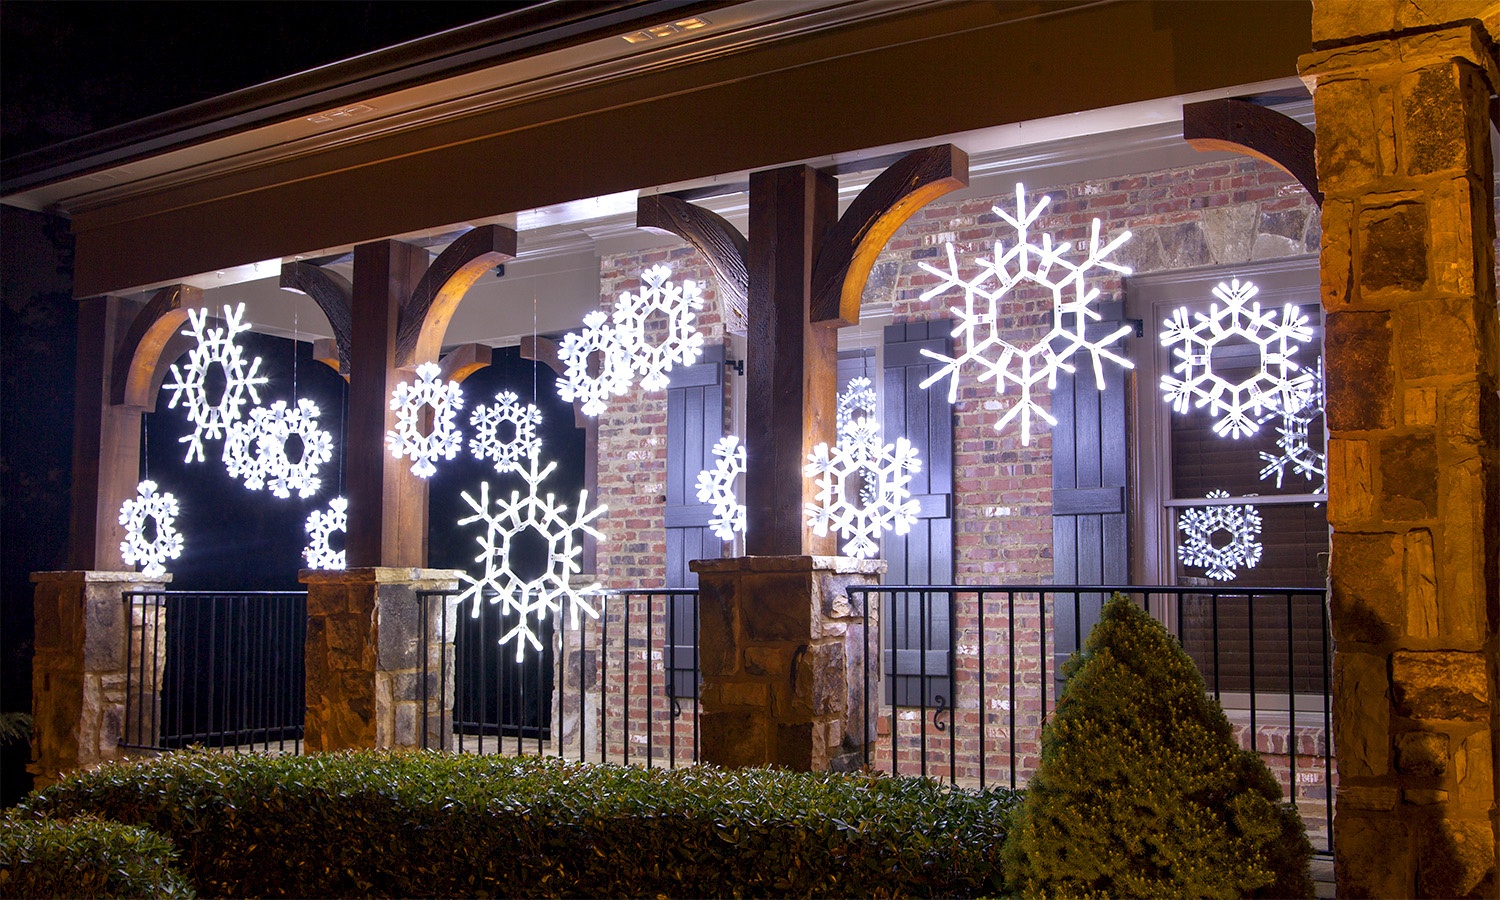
[805,435,922,559]
[1258,357,1326,494]
[695,436,746,541]
[470,390,543,474]
[386,362,464,478]
[1176,490,1264,581]
[224,398,333,498]
[304,497,348,570]
[119,480,184,578]
[918,183,1134,445]
[1159,278,1315,439]
[613,263,707,391]
[837,376,881,447]
[162,303,269,463]
[557,311,632,416]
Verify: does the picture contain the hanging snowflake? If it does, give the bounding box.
[162,303,270,463]
[837,376,881,447]
[805,436,922,559]
[613,263,707,391]
[470,390,543,474]
[455,454,608,661]
[386,362,464,478]
[119,480,184,578]
[695,435,746,541]
[1159,278,1315,439]
[1176,490,1263,581]
[917,183,1134,445]
[1258,357,1326,494]
[557,310,632,416]
[223,398,333,498]
[303,497,348,570]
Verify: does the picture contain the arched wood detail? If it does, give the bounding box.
[279,261,354,375]
[397,224,517,368]
[637,194,750,336]
[435,342,494,384]
[111,284,204,408]
[1183,98,1322,206]
[810,144,969,325]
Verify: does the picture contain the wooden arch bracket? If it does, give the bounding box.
[1182,98,1322,207]
[435,342,495,384]
[636,195,750,336]
[279,261,354,376]
[110,284,205,409]
[397,224,517,368]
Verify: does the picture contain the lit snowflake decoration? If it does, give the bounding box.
[837,376,881,447]
[223,398,333,498]
[1159,278,1315,439]
[119,480,184,578]
[162,303,269,463]
[1259,357,1326,494]
[470,390,543,474]
[386,362,464,478]
[1176,490,1263,581]
[695,435,746,541]
[918,183,1134,445]
[303,496,348,570]
[613,263,707,391]
[805,436,922,559]
[455,454,608,661]
[557,310,632,416]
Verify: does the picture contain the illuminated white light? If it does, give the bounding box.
[1159,278,1315,439]
[163,303,269,463]
[1258,357,1326,494]
[386,362,464,478]
[613,263,707,391]
[224,398,333,498]
[304,496,348,570]
[557,310,632,416]
[837,376,881,448]
[695,435,746,541]
[470,390,543,475]
[805,435,922,560]
[1176,490,1263,581]
[119,480,184,578]
[917,183,1134,445]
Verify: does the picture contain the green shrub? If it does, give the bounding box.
[1002,593,1313,898]
[0,814,194,899]
[21,750,1017,898]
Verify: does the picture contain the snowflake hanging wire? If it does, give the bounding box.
[223,398,333,498]
[557,310,633,416]
[470,390,543,474]
[917,183,1134,445]
[613,263,707,391]
[1258,357,1326,494]
[119,480,184,578]
[805,435,922,560]
[695,435,746,541]
[1176,489,1264,582]
[1159,278,1315,439]
[455,453,608,661]
[162,303,269,463]
[386,362,464,478]
[303,496,348,570]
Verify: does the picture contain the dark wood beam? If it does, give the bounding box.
[279,262,353,375]
[636,194,750,335]
[1182,98,1322,206]
[397,224,517,367]
[71,297,145,569]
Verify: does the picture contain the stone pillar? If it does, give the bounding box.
[300,568,460,752]
[1300,8,1500,897]
[29,571,167,788]
[691,556,883,771]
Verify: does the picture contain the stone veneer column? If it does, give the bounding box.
[300,568,460,752]
[690,556,883,771]
[29,570,167,788]
[1300,9,1500,897]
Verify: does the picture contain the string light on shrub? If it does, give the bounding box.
[1176,490,1263,581]
[469,390,543,475]
[223,398,333,498]
[163,303,269,463]
[386,362,464,478]
[119,480,184,578]
[303,497,348,570]
[695,435,746,541]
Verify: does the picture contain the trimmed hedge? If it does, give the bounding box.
[0,814,194,899]
[19,751,1017,898]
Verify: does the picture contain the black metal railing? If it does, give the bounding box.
[121,590,306,753]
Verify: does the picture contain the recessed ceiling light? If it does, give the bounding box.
[622,31,652,44]
[675,17,709,30]
[646,23,680,38]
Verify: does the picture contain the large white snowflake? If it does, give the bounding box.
[1259,357,1326,494]
[1176,490,1263,582]
[455,454,608,661]
[223,398,333,498]
[303,496,348,570]
[162,303,269,463]
[557,310,632,416]
[695,435,746,541]
[918,183,1134,445]
[386,362,464,478]
[1159,278,1315,439]
[805,435,922,560]
[119,480,184,578]
[470,390,543,474]
[613,263,707,391]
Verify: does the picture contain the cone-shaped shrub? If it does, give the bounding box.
[1002,593,1313,898]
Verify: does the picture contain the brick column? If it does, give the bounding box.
[1301,11,1500,897]
[691,556,883,771]
[300,568,460,752]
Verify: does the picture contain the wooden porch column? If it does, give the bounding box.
[1301,6,1500,896]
